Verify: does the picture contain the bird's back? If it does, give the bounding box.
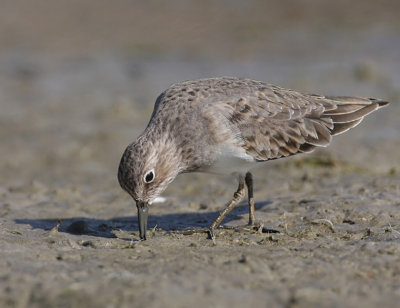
[147,77,389,169]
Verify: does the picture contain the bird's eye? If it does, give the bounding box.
[144,169,155,183]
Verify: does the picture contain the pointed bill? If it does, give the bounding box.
[136,201,149,240]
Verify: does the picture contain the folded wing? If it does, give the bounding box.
[221,85,389,161]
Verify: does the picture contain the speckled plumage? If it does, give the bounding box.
[118,77,389,240]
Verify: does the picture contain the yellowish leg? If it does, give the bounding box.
[208,175,245,240]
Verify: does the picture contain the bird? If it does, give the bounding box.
[118,77,389,240]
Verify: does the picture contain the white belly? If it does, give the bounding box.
[204,145,258,175]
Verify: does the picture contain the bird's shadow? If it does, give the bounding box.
[15,201,271,239]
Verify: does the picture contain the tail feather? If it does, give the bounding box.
[330,118,363,136]
[322,97,389,136]
[370,98,390,108]
[327,103,379,123]
[323,104,367,116]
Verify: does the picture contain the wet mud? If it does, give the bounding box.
[1,1,400,307]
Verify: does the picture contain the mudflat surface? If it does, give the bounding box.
[1,1,400,307]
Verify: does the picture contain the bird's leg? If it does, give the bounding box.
[245,172,255,226]
[229,172,265,233]
[168,176,245,240]
[241,172,278,234]
[208,175,245,240]
[169,174,278,239]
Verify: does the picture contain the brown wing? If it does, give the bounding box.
[218,85,389,161]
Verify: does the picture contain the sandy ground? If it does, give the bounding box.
[1,1,400,307]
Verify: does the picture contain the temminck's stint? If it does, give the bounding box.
[118,77,389,240]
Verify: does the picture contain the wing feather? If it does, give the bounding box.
[209,81,389,161]
[168,78,388,162]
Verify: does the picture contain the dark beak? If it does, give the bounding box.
[136,201,149,240]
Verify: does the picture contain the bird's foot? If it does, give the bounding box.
[214,223,262,234]
[239,221,264,234]
[168,227,217,242]
[168,227,210,237]
[168,223,279,241]
[219,222,280,235]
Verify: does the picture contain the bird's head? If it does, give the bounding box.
[118,135,182,240]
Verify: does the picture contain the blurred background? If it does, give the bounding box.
[1,1,400,307]
[1,0,399,189]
